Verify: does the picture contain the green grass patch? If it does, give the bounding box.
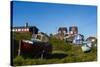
[12,33,97,66]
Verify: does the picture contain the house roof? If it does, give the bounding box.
[74,34,84,40]
[38,32,49,38]
[12,26,38,30]
[86,37,96,41]
[58,27,67,32]
[69,26,78,31]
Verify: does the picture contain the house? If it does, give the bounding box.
[12,23,39,34]
[54,26,79,41]
[69,26,78,35]
[86,36,97,46]
[58,27,68,35]
[73,34,84,45]
[64,34,74,43]
[86,37,97,42]
[54,27,68,40]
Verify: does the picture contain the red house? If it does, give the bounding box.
[12,23,39,34]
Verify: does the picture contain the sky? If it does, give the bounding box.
[11,1,97,39]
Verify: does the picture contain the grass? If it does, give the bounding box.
[12,32,97,66]
[13,47,97,66]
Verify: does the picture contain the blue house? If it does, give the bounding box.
[73,34,84,45]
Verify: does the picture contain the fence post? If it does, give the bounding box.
[18,40,21,56]
[40,50,44,60]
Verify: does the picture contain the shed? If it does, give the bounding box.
[81,41,92,52]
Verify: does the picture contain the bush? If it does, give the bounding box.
[49,37,72,51]
[13,32,32,40]
[13,56,24,66]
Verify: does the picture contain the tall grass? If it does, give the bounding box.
[12,33,97,66]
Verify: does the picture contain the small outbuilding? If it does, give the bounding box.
[81,41,92,52]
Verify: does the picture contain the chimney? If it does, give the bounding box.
[25,22,28,27]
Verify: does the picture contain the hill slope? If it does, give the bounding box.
[12,32,97,66]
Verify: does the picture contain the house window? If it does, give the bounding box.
[15,29,17,31]
[91,39,95,42]
[24,29,26,31]
[26,28,29,31]
[58,31,61,34]
[18,29,21,31]
[21,29,24,31]
[12,29,15,31]
[36,35,42,40]
[63,31,66,33]
[24,28,29,31]
[70,31,73,34]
